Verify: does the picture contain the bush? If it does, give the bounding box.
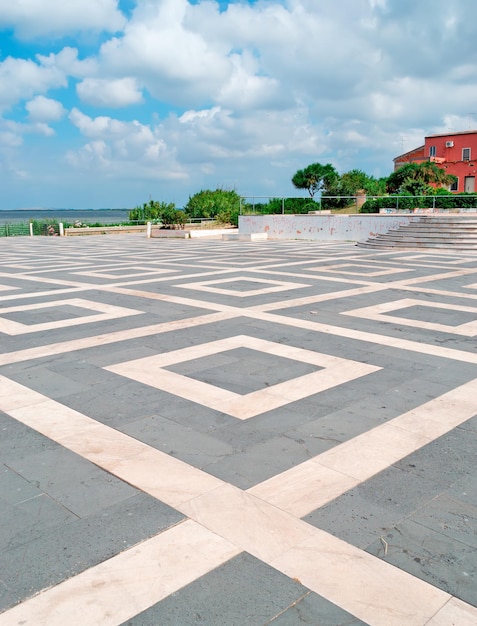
[360,193,477,213]
[244,197,320,215]
[129,200,185,228]
[184,189,241,220]
[129,201,176,223]
[30,219,60,235]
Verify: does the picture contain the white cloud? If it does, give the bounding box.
[67,108,185,180]
[0,0,126,39]
[77,77,143,108]
[98,0,231,105]
[4,0,477,207]
[26,95,66,122]
[0,56,66,113]
[0,47,94,113]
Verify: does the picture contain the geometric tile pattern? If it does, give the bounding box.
[106,335,380,419]
[0,234,477,625]
[344,297,477,336]
[175,275,311,297]
[0,298,142,335]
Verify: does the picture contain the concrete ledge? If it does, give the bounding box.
[222,232,268,241]
[239,214,418,241]
[189,228,237,239]
[151,229,190,238]
[65,225,146,236]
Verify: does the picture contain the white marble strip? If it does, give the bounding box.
[250,310,477,364]
[180,484,451,626]
[250,283,389,312]
[0,298,143,335]
[0,520,240,626]
[3,390,224,508]
[2,375,477,625]
[2,288,477,370]
[0,311,236,366]
[426,597,477,625]
[249,377,477,515]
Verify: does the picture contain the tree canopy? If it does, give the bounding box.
[323,168,387,207]
[184,188,242,225]
[128,200,184,228]
[386,161,456,195]
[291,163,338,198]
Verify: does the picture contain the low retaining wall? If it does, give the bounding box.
[151,227,237,239]
[65,225,146,236]
[379,208,477,214]
[238,214,417,242]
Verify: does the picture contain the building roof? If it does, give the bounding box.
[426,129,477,139]
[393,145,425,162]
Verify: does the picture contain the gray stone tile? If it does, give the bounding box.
[366,520,477,606]
[2,304,95,325]
[293,407,383,445]
[0,493,78,552]
[384,304,476,326]
[4,366,89,399]
[409,493,477,549]
[0,413,57,464]
[270,592,367,625]
[395,426,477,490]
[165,347,321,395]
[122,552,309,626]
[121,414,233,469]
[0,465,41,505]
[459,414,477,434]
[59,380,166,427]
[304,466,444,550]
[0,493,183,612]
[7,447,138,518]
[203,433,327,489]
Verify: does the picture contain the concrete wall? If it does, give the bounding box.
[238,214,416,242]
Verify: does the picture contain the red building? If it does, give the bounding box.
[394,130,477,193]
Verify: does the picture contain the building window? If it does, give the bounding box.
[429,145,436,157]
[450,178,458,192]
[463,147,471,161]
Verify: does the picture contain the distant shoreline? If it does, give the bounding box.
[0,209,131,225]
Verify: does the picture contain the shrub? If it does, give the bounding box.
[184,189,241,220]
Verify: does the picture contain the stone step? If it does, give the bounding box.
[380,233,477,240]
[358,216,477,250]
[357,242,477,250]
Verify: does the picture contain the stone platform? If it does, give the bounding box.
[0,235,476,625]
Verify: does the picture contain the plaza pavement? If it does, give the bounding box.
[0,234,476,625]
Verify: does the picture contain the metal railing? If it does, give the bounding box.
[239,195,477,215]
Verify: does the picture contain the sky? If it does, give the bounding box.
[1,0,477,209]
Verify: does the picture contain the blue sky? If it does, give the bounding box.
[1,0,477,209]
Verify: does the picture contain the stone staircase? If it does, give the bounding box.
[357,215,477,250]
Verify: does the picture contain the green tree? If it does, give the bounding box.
[129,200,176,222]
[291,163,338,199]
[323,169,387,208]
[184,189,241,220]
[386,162,456,195]
[129,200,184,228]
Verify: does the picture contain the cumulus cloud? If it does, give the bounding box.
[3,0,477,206]
[76,77,143,108]
[0,0,126,39]
[0,47,94,113]
[67,108,185,180]
[98,0,231,105]
[26,95,66,122]
[0,56,66,113]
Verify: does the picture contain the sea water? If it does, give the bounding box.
[0,209,131,225]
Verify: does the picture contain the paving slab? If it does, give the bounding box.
[0,235,476,625]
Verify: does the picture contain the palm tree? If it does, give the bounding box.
[386,161,456,195]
